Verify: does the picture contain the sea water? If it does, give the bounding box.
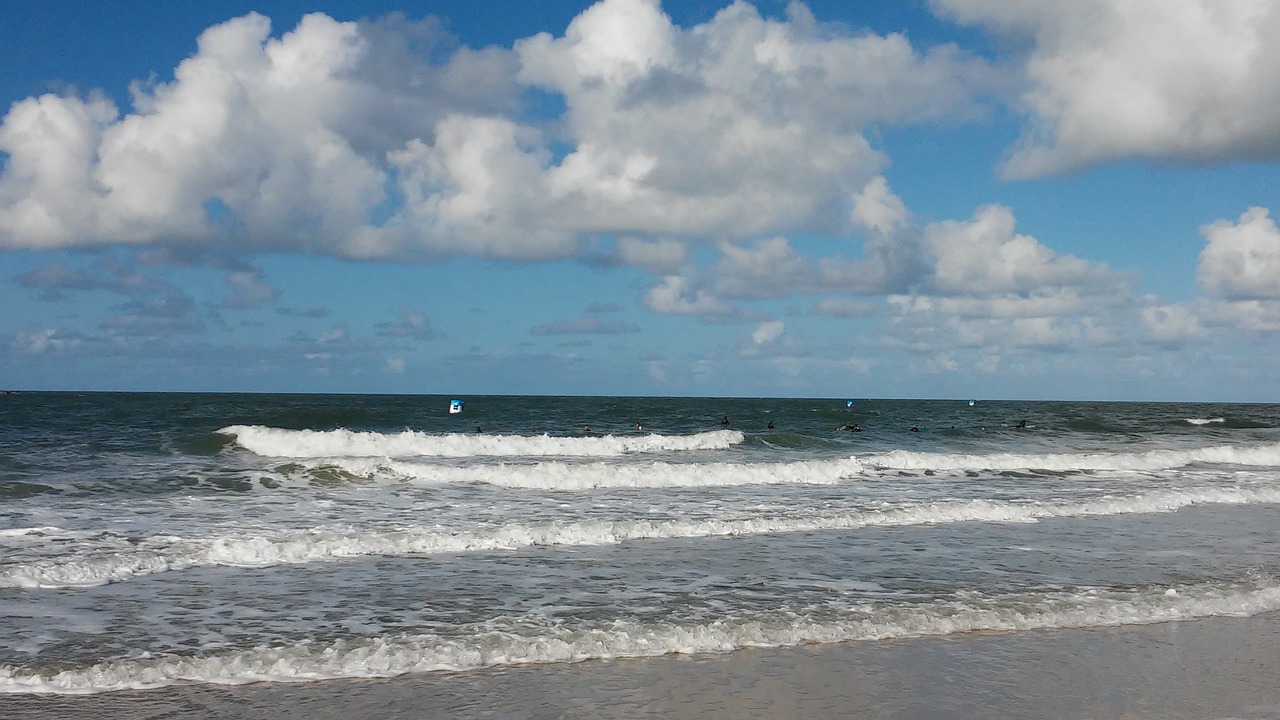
[1,392,1278,694]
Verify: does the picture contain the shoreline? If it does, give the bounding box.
[5,612,1280,719]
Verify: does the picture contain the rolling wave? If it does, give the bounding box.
[3,577,1276,694]
[5,486,1278,589]
[218,426,744,458]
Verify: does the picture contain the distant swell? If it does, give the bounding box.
[3,578,1277,694]
[5,486,1278,589]
[218,426,744,458]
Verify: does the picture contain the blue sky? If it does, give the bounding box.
[2,0,1279,400]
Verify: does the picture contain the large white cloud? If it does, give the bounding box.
[934,0,1280,176]
[0,12,517,256]
[923,204,1125,297]
[1198,206,1280,300]
[514,0,995,238]
[0,2,997,260]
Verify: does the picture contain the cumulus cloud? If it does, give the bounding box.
[1198,207,1280,300]
[923,204,1127,297]
[1141,304,1203,347]
[0,2,998,261]
[0,12,518,257]
[751,320,785,345]
[515,0,995,239]
[933,0,1280,176]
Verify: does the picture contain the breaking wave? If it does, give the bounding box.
[218,426,744,459]
[4,577,1276,694]
[5,486,1278,589]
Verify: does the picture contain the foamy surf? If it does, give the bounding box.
[4,577,1277,694]
[218,426,744,458]
[6,486,1278,589]
[865,442,1280,473]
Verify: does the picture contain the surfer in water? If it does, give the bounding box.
[720,416,730,426]
[1016,419,1027,429]
[837,423,861,432]
[767,421,775,429]
[910,424,920,432]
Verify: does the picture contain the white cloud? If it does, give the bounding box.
[0,3,997,261]
[934,0,1280,176]
[515,0,995,240]
[752,320,785,345]
[1198,207,1280,300]
[1141,304,1203,346]
[924,204,1124,297]
[643,274,732,316]
[851,176,909,234]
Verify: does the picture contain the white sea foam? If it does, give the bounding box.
[1185,417,1226,425]
[0,527,63,538]
[4,577,1277,694]
[5,486,1278,589]
[866,442,1280,473]
[322,456,865,489]
[218,426,744,458]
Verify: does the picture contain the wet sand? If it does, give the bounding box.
[5,613,1279,719]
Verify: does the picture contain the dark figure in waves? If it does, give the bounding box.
[1016,419,1027,429]
[720,416,730,426]
[837,423,861,432]
[910,424,920,432]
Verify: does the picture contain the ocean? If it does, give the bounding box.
[2,392,1279,715]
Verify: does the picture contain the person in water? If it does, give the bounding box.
[474,425,482,433]
[767,420,775,429]
[1016,419,1027,429]
[837,423,861,432]
[720,416,730,425]
[635,422,643,432]
[910,424,920,432]
[583,425,591,434]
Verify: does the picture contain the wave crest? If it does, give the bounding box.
[217,426,744,459]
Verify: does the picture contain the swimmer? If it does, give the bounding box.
[1016,419,1027,429]
[635,422,643,432]
[910,424,920,432]
[583,425,592,434]
[837,424,861,432]
[474,425,482,433]
[767,421,775,429]
[720,416,730,425]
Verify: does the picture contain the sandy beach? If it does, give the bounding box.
[6,612,1278,720]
